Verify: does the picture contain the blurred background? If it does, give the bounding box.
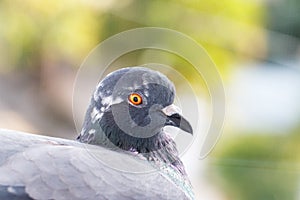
[0,0,300,199]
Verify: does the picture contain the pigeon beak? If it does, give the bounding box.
[162,104,193,134]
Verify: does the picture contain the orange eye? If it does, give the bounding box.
[128,93,143,105]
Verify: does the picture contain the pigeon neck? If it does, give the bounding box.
[77,107,189,178]
[78,117,188,174]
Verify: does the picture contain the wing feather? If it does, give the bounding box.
[0,129,191,200]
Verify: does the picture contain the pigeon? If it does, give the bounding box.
[0,67,195,200]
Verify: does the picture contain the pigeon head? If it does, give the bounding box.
[78,67,193,153]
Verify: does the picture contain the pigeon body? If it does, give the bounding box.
[0,67,194,199]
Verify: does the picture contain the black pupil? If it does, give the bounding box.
[133,96,139,102]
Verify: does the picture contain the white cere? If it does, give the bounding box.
[162,104,182,116]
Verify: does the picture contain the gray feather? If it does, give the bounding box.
[0,129,193,200]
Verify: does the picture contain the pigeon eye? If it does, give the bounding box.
[128,93,143,105]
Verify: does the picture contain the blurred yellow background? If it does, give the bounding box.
[0,0,300,199]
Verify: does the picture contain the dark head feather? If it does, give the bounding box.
[77,67,191,178]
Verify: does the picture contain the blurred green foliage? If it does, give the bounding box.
[103,0,266,74]
[211,132,300,200]
[0,0,102,71]
[0,0,265,76]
